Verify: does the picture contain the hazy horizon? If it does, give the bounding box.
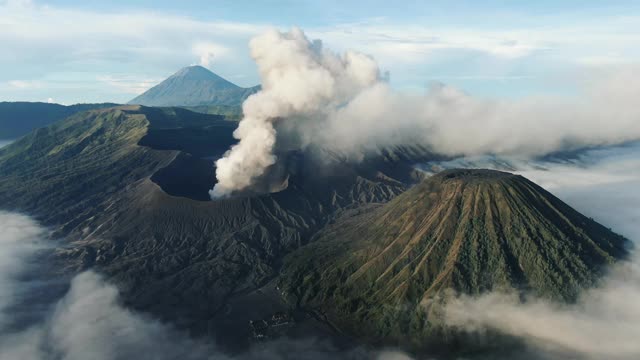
[3,0,640,104]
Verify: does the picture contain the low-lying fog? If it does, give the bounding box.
[1,142,638,360]
[0,140,13,149]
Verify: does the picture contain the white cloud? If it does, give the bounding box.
[3,1,640,103]
[0,271,225,360]
[96,75,163,95]
[0,1,261,53]
[305,18,640,69]
[1,0,33,7]
[0,211,48,327]
[0,0,267,98]
[577,55,634,67]
[193,42,231,68]
[308,25,544,64]
[7,80,44,89]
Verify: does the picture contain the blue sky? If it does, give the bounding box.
[1,0,640,104]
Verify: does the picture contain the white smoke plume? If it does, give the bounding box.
[438,143,640,360]
[193,41,229,68]
[211,27,640,197]
[210,27,380,198]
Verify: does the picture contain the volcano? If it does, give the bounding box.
[128,65,259,107]
[279,169,628,349]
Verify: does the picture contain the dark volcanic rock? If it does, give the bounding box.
[0,105,427,346]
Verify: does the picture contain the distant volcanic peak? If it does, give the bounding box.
[128,65,259,107]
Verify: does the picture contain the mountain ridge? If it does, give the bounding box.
[0,101,119,139]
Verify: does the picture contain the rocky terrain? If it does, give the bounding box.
[0,105,431,349]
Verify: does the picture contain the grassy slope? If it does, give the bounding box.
[280,169,629,350]
[0,106,170,224]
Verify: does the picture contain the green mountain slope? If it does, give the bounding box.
[279,169,629,350]
[0,105,226,223]
[0,101,118,139]
[128,66,259,107]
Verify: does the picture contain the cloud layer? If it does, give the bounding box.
[0,271,221,360]
[0,211,48,329]
[318,69,640,157]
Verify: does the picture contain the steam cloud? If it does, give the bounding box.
[193,42,229,68]
[210,27,381,198]
[436,143,640,359]
[212,27,640,197]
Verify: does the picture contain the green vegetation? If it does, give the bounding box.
[0,106,169,224]
[279,169,629,351]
